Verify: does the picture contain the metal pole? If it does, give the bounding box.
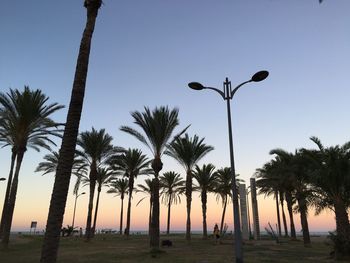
[225,78,243,263]
[72,194,78,229]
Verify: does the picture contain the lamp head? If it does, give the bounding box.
[188,82,205,90]
[0,178,6,181]
[251,70,269,82]
[81,192,86,195]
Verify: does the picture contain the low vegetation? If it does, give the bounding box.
[0,234,345,263]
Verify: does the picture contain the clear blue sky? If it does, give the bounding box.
[0,0,349,231]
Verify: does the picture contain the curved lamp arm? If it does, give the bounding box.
[230,80,252,99]
[205,87,225,100]
[188,82,225,99]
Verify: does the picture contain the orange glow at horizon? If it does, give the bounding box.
[8,183,336,234]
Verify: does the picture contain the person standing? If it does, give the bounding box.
[213,223,220,244]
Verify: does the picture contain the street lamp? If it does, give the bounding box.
[72,192,86,229]
[188,70,269,263]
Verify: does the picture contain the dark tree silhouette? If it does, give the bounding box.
[40,1,102,262]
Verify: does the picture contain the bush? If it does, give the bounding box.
[328,231,350,260]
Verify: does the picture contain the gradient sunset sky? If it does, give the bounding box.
[1,0,349,232]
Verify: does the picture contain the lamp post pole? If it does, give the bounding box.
[188,70,269,263]
[224,78,244,262]
[72,192,85,229]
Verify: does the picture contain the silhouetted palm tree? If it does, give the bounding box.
[91,168,114,235]
[136,178,155,235]
[258,152,297,239]
[0,122,17,240]
[165,134,213,241]
[303,137,350,256]
[107,178,128,235]
[256,160,283,238]
[270,149,313,246]
[159,171,185,234]
[76,128,118,240]
[35,151,87,177]
[279,190,289,237]
[35,151,61,176]
[121,106,186,249]
[214,167,242,234]
[41,1,102,261]
[193,164,216,239]
[109,148,151,236]
[35,150,89,229]
[0,87,63,248]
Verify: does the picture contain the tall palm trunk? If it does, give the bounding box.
[150,158,162,249]
[185,170,192,241]
[220,196,228,234]
[274,191,282,237]
[1,148,25,248]
[280,192,288,237]
[0,149,16,239]
[166,194,172,235]
[119,194,124,235]
[201,190,208,239]
[148,196,152,236]
[297,197,311,246]
[333,198,350,256]
[91,185,101,236]
[85,167,97,240]
[40,2,101,262]
[125,176,134,236]
[285,191,296,239]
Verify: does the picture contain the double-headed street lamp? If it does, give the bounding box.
[72,192,86,229]
[188,70,269,263]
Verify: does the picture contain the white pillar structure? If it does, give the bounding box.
[250,178,260,240]
[239,183,249,240]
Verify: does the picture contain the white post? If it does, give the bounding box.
[239,184,249,240]
[250,178,260,240]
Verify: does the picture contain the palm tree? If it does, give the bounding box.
[41,1,102,261]
[279,190,289,237]
[35,151,61,176]
[193,164,216,239]
[0,122,17,240]
[303,137,350,257]
[121,106,186,249]
[165,134,213,241]
[284,188,297,240]
[107,178,128,235]
[0,87,63,248]
[136,178,155,235]
[270,149,313,246]
[91,168,113,235]
[109,148,151,236]
[159,171,185,235]
[76,128,119,240]
[35,150,89,230]
[256,153,297,240]
[35,151,88,177]
[276,157,297,240]
[214,167,242,234]
[255,160,283,238]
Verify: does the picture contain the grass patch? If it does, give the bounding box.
[0,234,346,262]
